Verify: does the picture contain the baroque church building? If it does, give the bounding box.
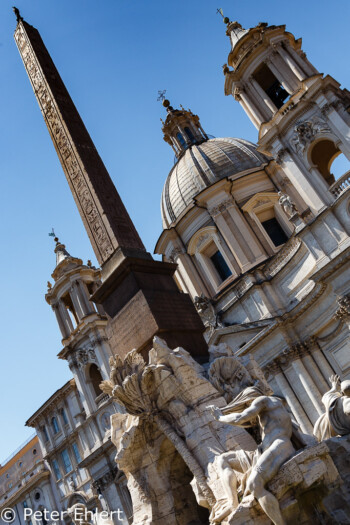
[156,19,350,435]
[1,9,350,525]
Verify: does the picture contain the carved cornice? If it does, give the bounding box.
[238,282,327,356]
[26,380,76,426]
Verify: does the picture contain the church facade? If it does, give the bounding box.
[156,20,350,435]
[1,9,350,525]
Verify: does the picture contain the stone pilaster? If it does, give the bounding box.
[265,361,313,434]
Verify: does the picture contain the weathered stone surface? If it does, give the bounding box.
[105,338,350,525]
[92,252,208,361]
[105,338,257,524]
[14,20,145,266]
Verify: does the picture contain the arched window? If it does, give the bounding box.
[51,417,59,434]
[176,132,187,150]
[184,127,195,143]
[61,292,78,328]
[310,139,348,185]
[88,364,103,398]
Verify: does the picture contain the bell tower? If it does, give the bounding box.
[223,18,350,216]
[45,237,112,416]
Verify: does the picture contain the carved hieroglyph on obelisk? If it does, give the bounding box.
[14,18,145,266]
[14,12,207,359]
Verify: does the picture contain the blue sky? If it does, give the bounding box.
[0,0,349,462]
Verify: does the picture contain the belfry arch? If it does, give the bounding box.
[309,138,344,186]
[87,363,103,398]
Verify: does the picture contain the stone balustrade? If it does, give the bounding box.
[329,170,350,197]
[95,393,109,408]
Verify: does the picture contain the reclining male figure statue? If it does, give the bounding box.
[210,390,296,525]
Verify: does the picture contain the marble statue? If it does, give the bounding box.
[101,337,344,525]
[101,337,259,524]
[314,374,350,441]
[208,344,272,404]
[278,191,298,218]
[210,389,296,525]
[68,476,75,492]
[194,293,224,331]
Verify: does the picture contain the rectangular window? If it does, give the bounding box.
[61,409,68,425]
[210,251,232,282]
[253,63,289,109]
[72,442,82,464]
[52,417,59,434]
[61,449,72,474]
[261,218,288,246]
[52,459,62,481]
[42,426,49,442]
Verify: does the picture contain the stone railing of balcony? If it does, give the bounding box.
[95,393,110,408]
[329,170,350,197]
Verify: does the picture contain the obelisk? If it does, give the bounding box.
[14,10,207,359]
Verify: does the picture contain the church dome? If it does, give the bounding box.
[161,137,267,228]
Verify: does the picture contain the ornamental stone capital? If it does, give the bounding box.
[208,198,235,217]
[76,348,97,369]
[168,246,184,263]
[335,294,350,321]
[233,86,242,101]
